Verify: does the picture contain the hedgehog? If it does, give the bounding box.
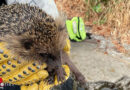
[0,4,86,85]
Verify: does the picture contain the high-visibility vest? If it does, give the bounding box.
[66,17,86,42]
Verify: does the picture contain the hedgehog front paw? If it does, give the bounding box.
[45,75,55,84]
[56,67,66,82]
[75,72,86,85]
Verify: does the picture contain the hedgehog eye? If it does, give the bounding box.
[22,40,33,50]
[24,41,33,50]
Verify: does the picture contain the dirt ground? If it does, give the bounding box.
[70,40,130,82]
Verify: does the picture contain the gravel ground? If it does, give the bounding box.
[70,40,130,82]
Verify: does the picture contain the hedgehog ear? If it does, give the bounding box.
[58,23,66,31]
[55,12,67,31]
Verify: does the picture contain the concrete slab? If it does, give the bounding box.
[70,40,130,82]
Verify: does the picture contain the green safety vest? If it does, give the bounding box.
[66,17,86,42]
